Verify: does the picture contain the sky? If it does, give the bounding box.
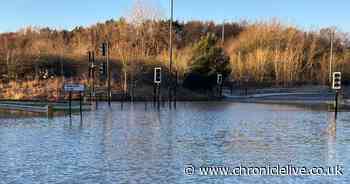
[1,0,349,33]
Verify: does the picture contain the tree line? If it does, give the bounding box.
[0,18,349,90]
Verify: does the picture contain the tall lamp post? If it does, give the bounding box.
[169,0,174,104]
[329,28,335,86]
[222,19,225,45]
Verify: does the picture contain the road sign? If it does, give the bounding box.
[217,73,223,85]
[332,72,341,90]
[64,84,85,92]
[154,67,162,84]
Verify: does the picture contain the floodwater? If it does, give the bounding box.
[0,102,349,184]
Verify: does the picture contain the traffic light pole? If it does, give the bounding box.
[335,90,339,120]
[92,52,97,110]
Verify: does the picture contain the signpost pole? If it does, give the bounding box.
[153,84,157,107]
[64,84,85,120]
[158,84,161,110]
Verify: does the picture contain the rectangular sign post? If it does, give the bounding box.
[64,84,85,121]
[64,84,85,93]
[332,72,342,119]
[154,67,162,84]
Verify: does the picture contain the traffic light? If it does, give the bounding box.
[100,63,106,77]
[332,72,342,90]
[154,67,162,84]
[101,43,107,56]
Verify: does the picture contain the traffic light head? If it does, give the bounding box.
[332,72,342,90]
[100,63,106,76]
[101,43,107,56]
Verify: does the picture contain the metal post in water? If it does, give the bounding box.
[79,92,83,121]
[95,93,98,110]
[69,91,72,119]
[335,90,339,119]
[92,52,96,109]
[158,84,161,110]
[153,84,157,107]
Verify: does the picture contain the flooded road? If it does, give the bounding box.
[0,102,349,183]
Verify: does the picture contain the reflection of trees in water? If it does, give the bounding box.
[0,109,42,118]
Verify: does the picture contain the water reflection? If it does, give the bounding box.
[327,114,337,166]
[0,102,349,183]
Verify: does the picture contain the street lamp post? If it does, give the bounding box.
[329,29,335,85]
[169,0,174,105]
[222,20,225,45]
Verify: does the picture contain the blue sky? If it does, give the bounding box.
[1,0,349,33]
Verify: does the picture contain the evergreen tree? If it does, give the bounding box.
[183,33,231,90]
